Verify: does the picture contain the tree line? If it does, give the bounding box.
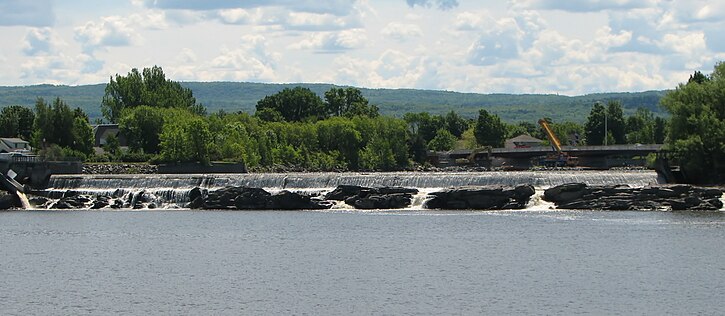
[0,64,721,181]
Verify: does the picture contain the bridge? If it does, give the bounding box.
[434,144,663,169]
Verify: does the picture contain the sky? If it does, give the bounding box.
[1,0,724,95]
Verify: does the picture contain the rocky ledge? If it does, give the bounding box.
[0,191,20,210]
[187,186,333,210]
[544,183,723,211]
[325,185,419,209]
[425,185,536,210]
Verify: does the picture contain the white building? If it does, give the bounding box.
[0,138,32,153]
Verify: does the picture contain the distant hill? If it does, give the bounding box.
[0,82,668,123]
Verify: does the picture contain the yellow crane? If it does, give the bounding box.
[537,119,578,167]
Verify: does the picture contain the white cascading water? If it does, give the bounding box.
[16,191,31,209]
[37,170,664,210]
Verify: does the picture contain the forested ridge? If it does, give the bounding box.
[0,82,666,122]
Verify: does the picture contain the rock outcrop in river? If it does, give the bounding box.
[544,183,723,211]
[424,185,536,210]
[325,185,419,209]
[188,186,333,210]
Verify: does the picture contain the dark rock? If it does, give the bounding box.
[28,196,50,207]
[62,190,79,198]
[189,187,205,202]
[111,199,123,209]
[546,183,723,211]
[91,199,109,209]
[232,187,272,210]
[0,193,19,210]
[325,185,367,201]
[706,198,723,210]
[353,193,414,209]
[514,184,536,200]
[187,196,204,209]
[543,183,587,203]
[270,190,309,210]
[426,185,535,210]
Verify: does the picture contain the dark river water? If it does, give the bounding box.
[1,209,723,315]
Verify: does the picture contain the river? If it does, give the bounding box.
[1,170,724,315]
[1,209,724,315]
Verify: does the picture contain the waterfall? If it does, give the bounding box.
[42,170,661,205]
[16,191,30,209]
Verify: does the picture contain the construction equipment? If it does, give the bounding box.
[537,119,578,167]
[455,146,492,167]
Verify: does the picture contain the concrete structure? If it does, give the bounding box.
[442,144,663,170]
[505,134,544,149]
[0,138,32,154]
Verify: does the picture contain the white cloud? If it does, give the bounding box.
[216,8,260,24]
[406,0,459,10]
[291,29,367,52]
[205,35,281,82]
[143,0,357,16]
[381,22,422,41]
[74,16,140,53]
[0,0,55,27]
[466,17,524,65]
[512,0,655,12]
[20,53,105,84]
[22,28,55,56]
[276,11,362,31]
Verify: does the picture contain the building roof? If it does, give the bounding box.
[507,134,543,143]
[0,137,30,144]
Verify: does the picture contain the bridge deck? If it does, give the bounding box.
[448,144,662,158]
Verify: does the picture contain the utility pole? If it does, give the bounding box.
[604,110,608,146]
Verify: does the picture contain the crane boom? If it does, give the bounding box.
[538,119,562,153]
[536,118,578,167]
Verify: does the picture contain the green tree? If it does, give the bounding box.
[255,87,326,122]
[474,109,506,147]
[606,101,626,144]
[186,118,212,165]
[102,66,204,123]
[625,108,658,144]
[660,64,725,183]
[0,105,35,139]
[444,111,469,138]
[317,117,361,169]
[324,87,379,118]
[71,116,94,155]
[403,112,444,143]
[360,137,396,171]
[119,106,165,154]
[31,97,93,156]
[584,102,606,145]
[104,133,120,156]
[428,128,457,151]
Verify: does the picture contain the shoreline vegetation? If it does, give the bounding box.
[1,63,723,184]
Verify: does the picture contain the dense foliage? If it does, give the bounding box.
[474,109,506,147]
[101,66,204,123]
[31,97,94,157]
[0,105,34,139]
[660,63,725,183]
